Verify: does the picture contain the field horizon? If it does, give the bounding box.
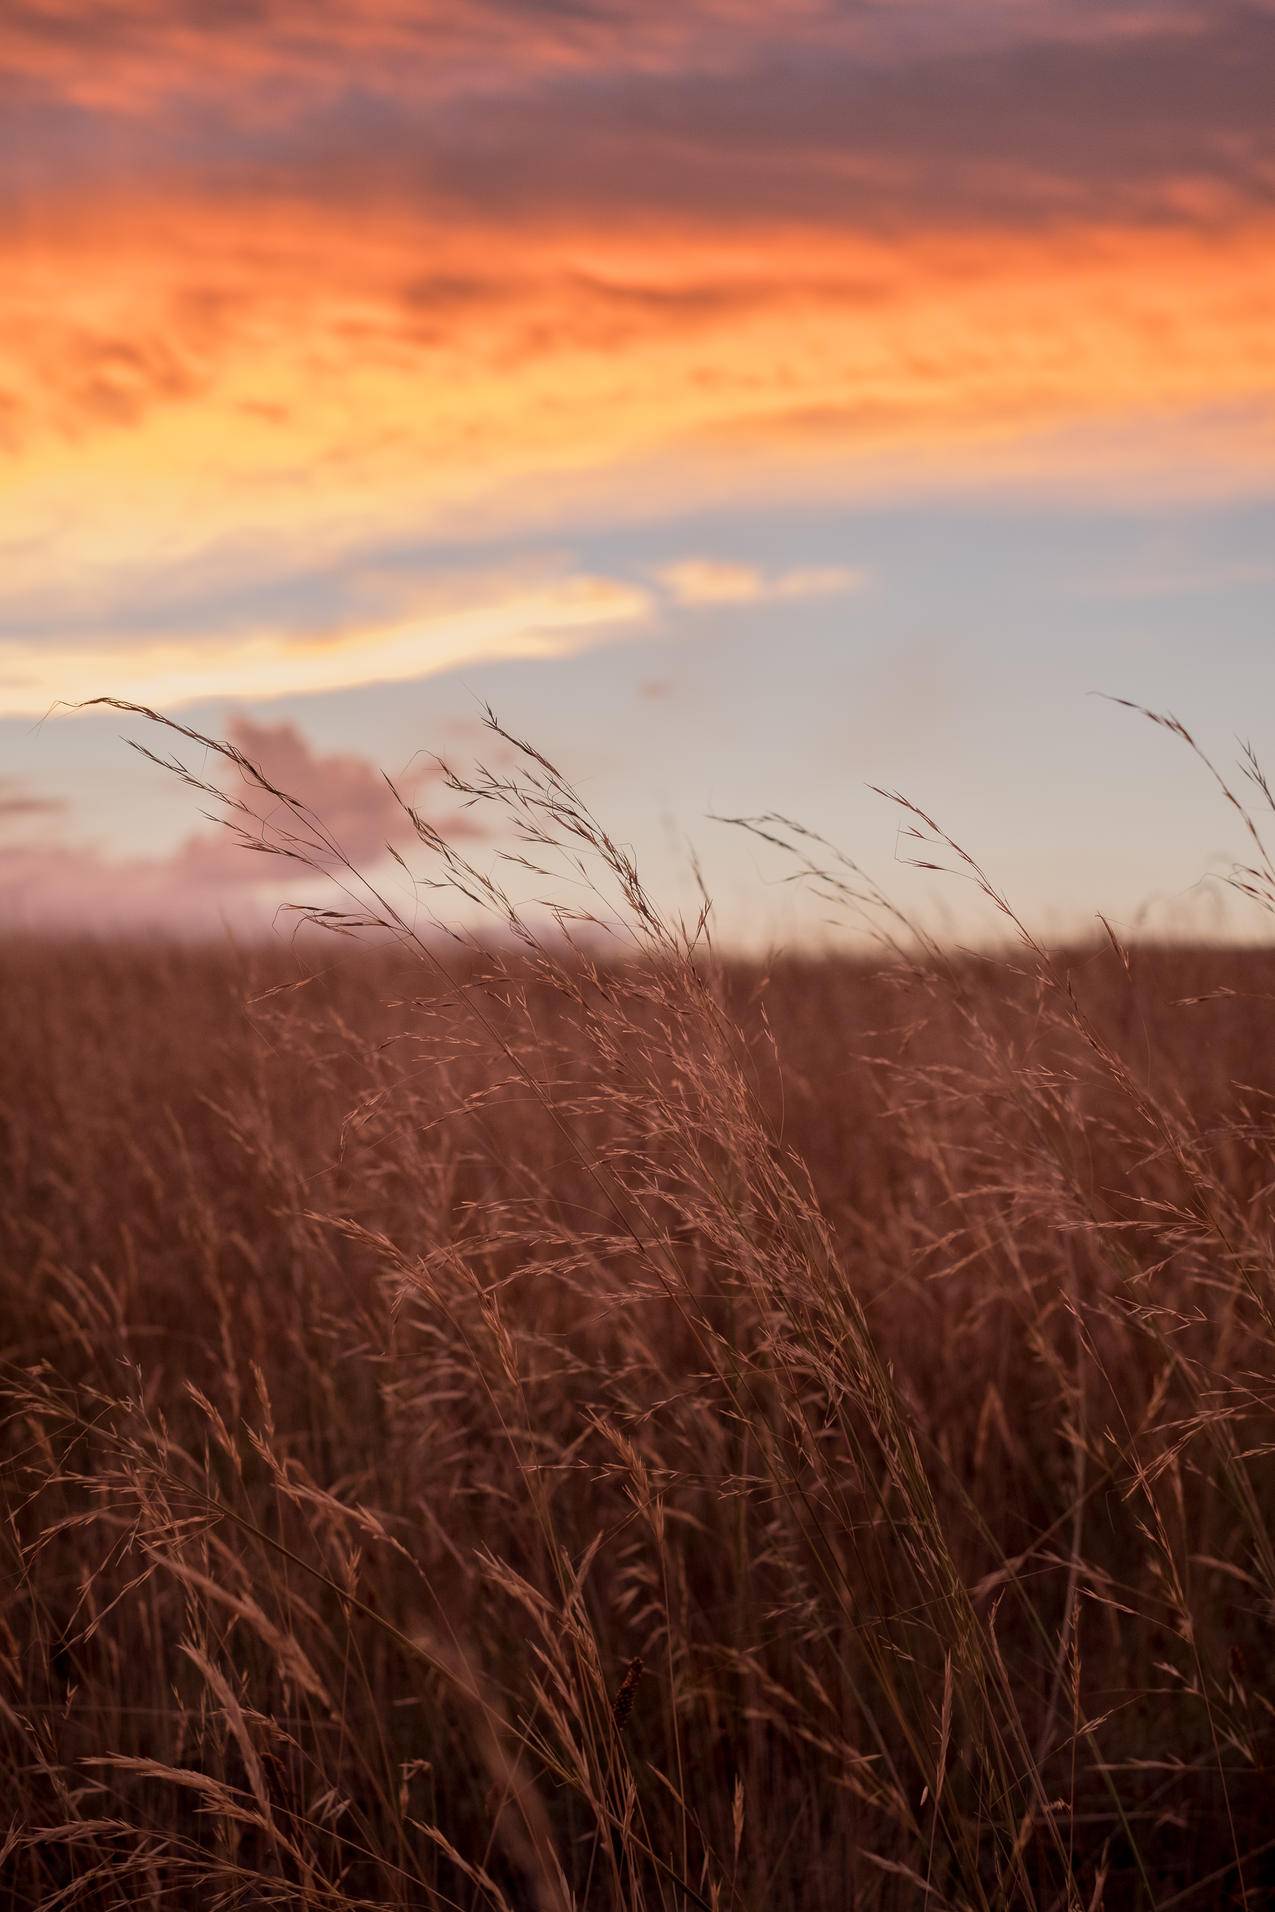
[6,712,1275,1908]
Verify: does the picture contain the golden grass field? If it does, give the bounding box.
[5,708,1275,1909]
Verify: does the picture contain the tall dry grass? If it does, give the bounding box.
[4,703,1275,1907]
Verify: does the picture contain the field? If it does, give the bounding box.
[5,713,1275,1909]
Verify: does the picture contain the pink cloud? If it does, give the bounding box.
[222,714,440,869]
[0,777,67,822]
[0,715,480,934]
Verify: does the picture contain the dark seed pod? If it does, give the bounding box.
[611,1655,644,1732]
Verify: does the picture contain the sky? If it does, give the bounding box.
[2,0,1274,946]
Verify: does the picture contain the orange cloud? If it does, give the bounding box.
[2,1,1273,715]
[0,0,808,109]
[0,1,1250,121]
[658,559,864,606]
[3,200,1274,631]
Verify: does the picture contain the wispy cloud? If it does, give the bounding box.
[4,3,1270,231]
[0,1,1252,130]
[2,568,651,717]
[0,776,67,822]
[658,559,864,606]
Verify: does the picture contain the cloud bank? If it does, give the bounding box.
[1,0,1272,733]
[0,715,476,932]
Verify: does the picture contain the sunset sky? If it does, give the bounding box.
[3,1,1274,942]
